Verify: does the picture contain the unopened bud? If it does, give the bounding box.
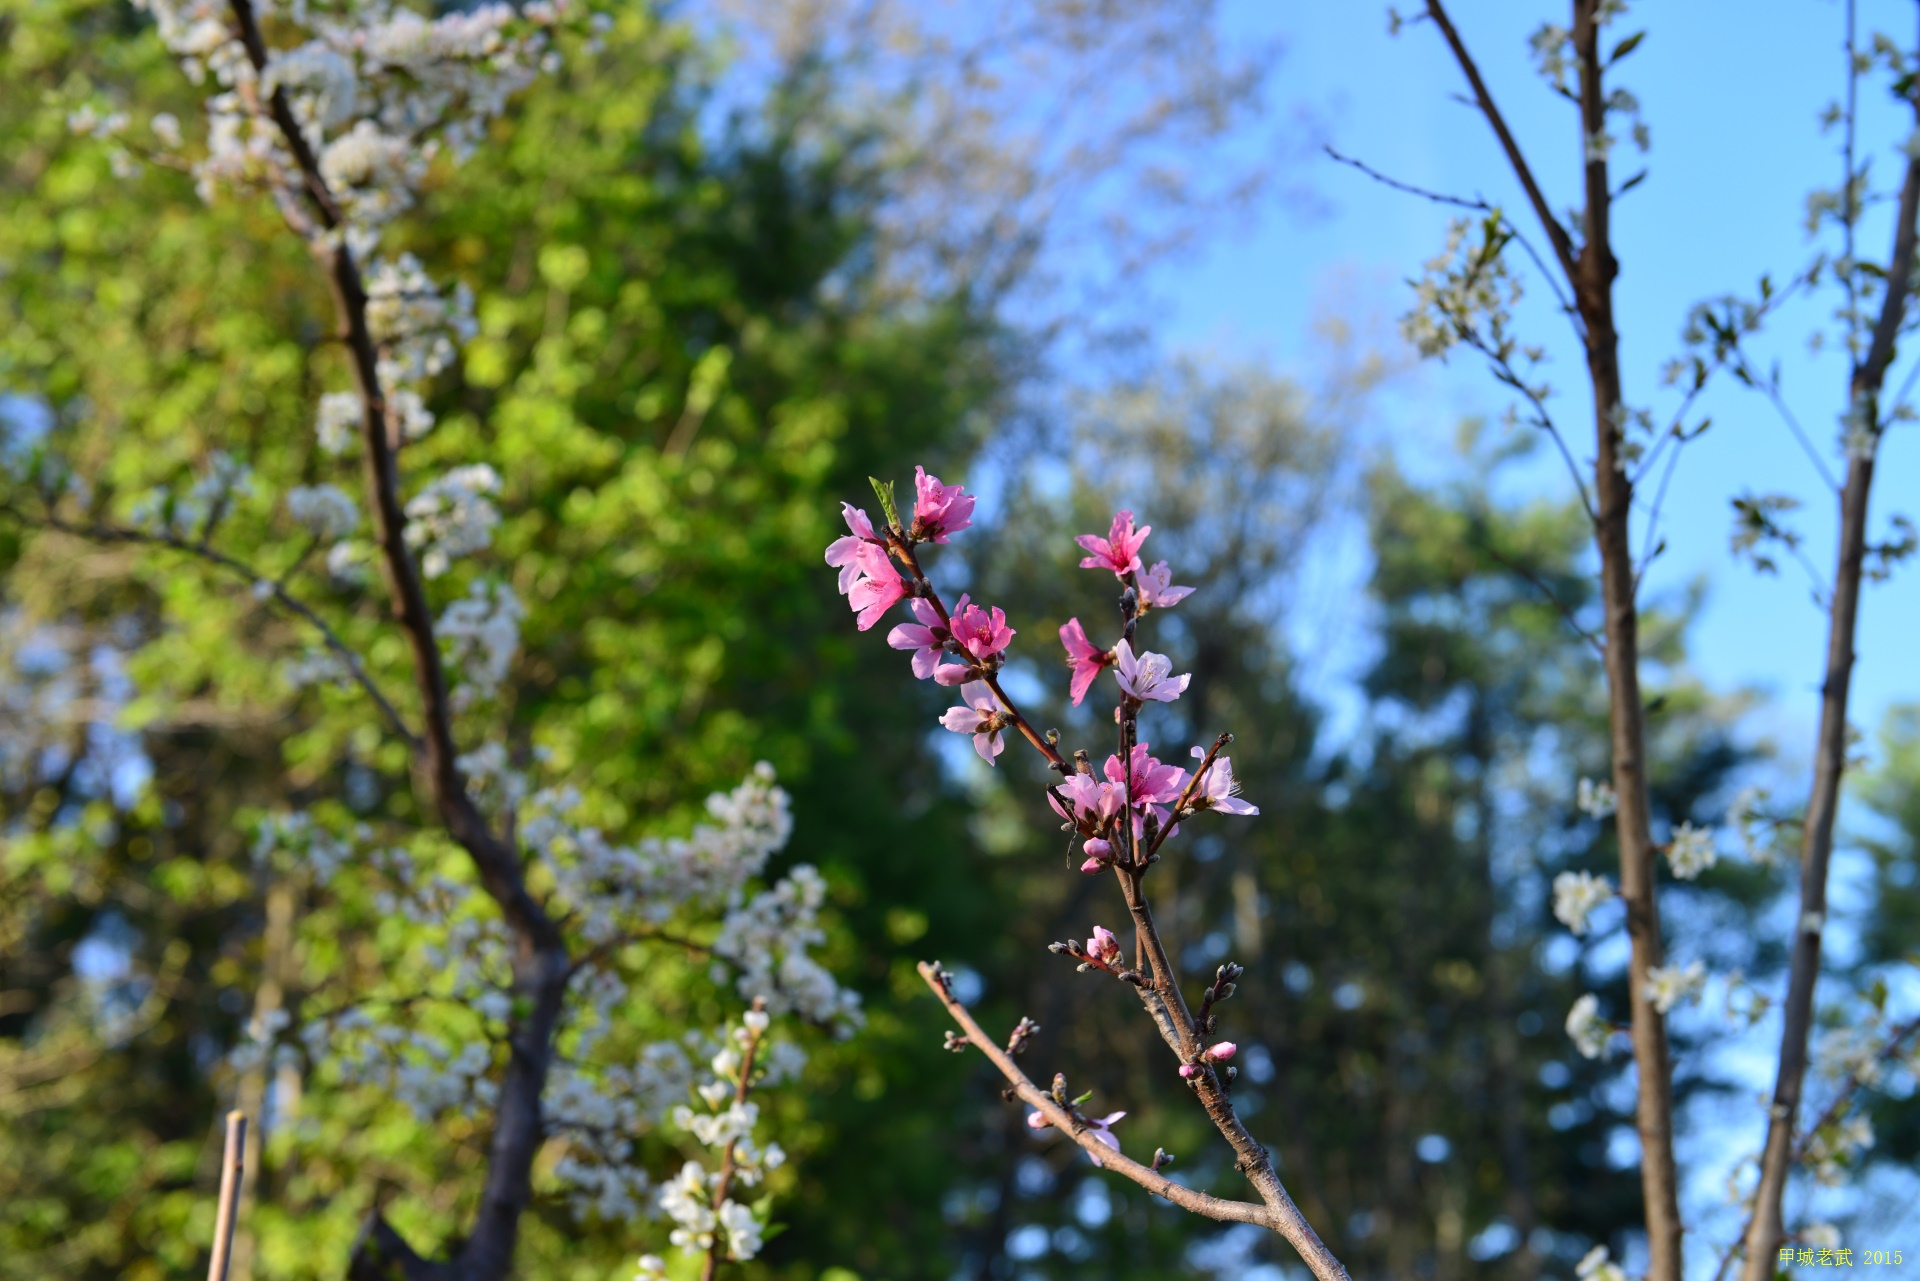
[1203,1041,1237,1062]
[1178,1064,1201,1079]
[1047,941,1070,954]
[1152,1147,1175,1170]
[1225,1065,1238,1084]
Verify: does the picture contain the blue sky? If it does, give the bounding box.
[1114,0,1920,773]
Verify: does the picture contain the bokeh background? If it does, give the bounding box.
[4,1,1918,1278]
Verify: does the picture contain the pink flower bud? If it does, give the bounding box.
[1087,925,1123,968]
[1203,1041,1237,1062]
[1178,1064,1200,1079]
[1026,1109,1053,1130]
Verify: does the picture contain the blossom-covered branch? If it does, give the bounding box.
[826,475,1350,1281]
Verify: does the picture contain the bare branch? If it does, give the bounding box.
[1423,1,1579,284]
[915,962,1350,1279]
[1,507,417,747]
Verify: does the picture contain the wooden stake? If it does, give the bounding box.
[207,1110,247,1281]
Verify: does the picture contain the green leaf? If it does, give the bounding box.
[869,475,901,531]
[1609,30,1647,64]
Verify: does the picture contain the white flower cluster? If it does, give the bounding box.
[1552,870,1614,937]
[129,449,255,538]
[1813,1022,1890,1087]
[404,464,501,578]
[1644,960,1706,1015]
[1577,776,1618,820]
[283,646,351,690]
[1400,215,1527,363]
[251,810,360,883]
[525,764,793,935]
[1566,993,1613,1060]
[648,1013,782,1262]
[315,391,362,455]
[1664,821,1716,880]
[286,482,359,540]
[438,578,522,709]
[1727,786,1784,866]
[1804,1115,1874,1187]
[135,0,570,232]
[714,866,863,1029]
[364,253,475,387]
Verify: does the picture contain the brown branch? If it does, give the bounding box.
[1739,23,1920,1272]
[1423,1,1579,284]
[917,962,1351,1279]
[565,927,712,980]
[1422,4,1679,1276]
[223,3,573,1278]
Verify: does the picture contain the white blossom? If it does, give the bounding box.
[718,1199,763,1261]
[1803,1224,1843,1251]
[438,579,523,708]
[660,1161,718,1251]
[286,483,359,540]
[1805,1115,1873,1186]
[1665,821,1716,880]
[1576,1245,1628,1281]
[404,464,501,578]
[1578,776,1617,820]
[1566,993,1613,1060]
[1553,871,1614,937]
[1727,786,1783,866]
[1814,1024,1887,1087]
[316,391,362,455]
[1644,960,1706,1014]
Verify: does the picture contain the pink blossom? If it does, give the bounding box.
[1113,639,1189,703]
[1027,1109,1127,1164]
[1059,618,1111,706]
[1104,743,1188,807]
[1136,560,1194,612]
[1048,773,1124,828]
[911,466,975,543]
[1203,1041,1237,1062]
[824,503,886,592]
[1190,748,1259,816]
[938,680,1005,765]
[886,598,951,679]
[950,598,1015,663]
[1076,510,1150,577]
[845,542,908,630]
[1087,925,1124,969]
[1082,1111,1126,1163]
[1079,838,1113,874]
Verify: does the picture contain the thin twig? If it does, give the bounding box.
[3,506,418,746]
[915,964,1341,1251]
[1325,146,1580,328]
[1474,535,1606,655]
[1423,0,1579,283]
